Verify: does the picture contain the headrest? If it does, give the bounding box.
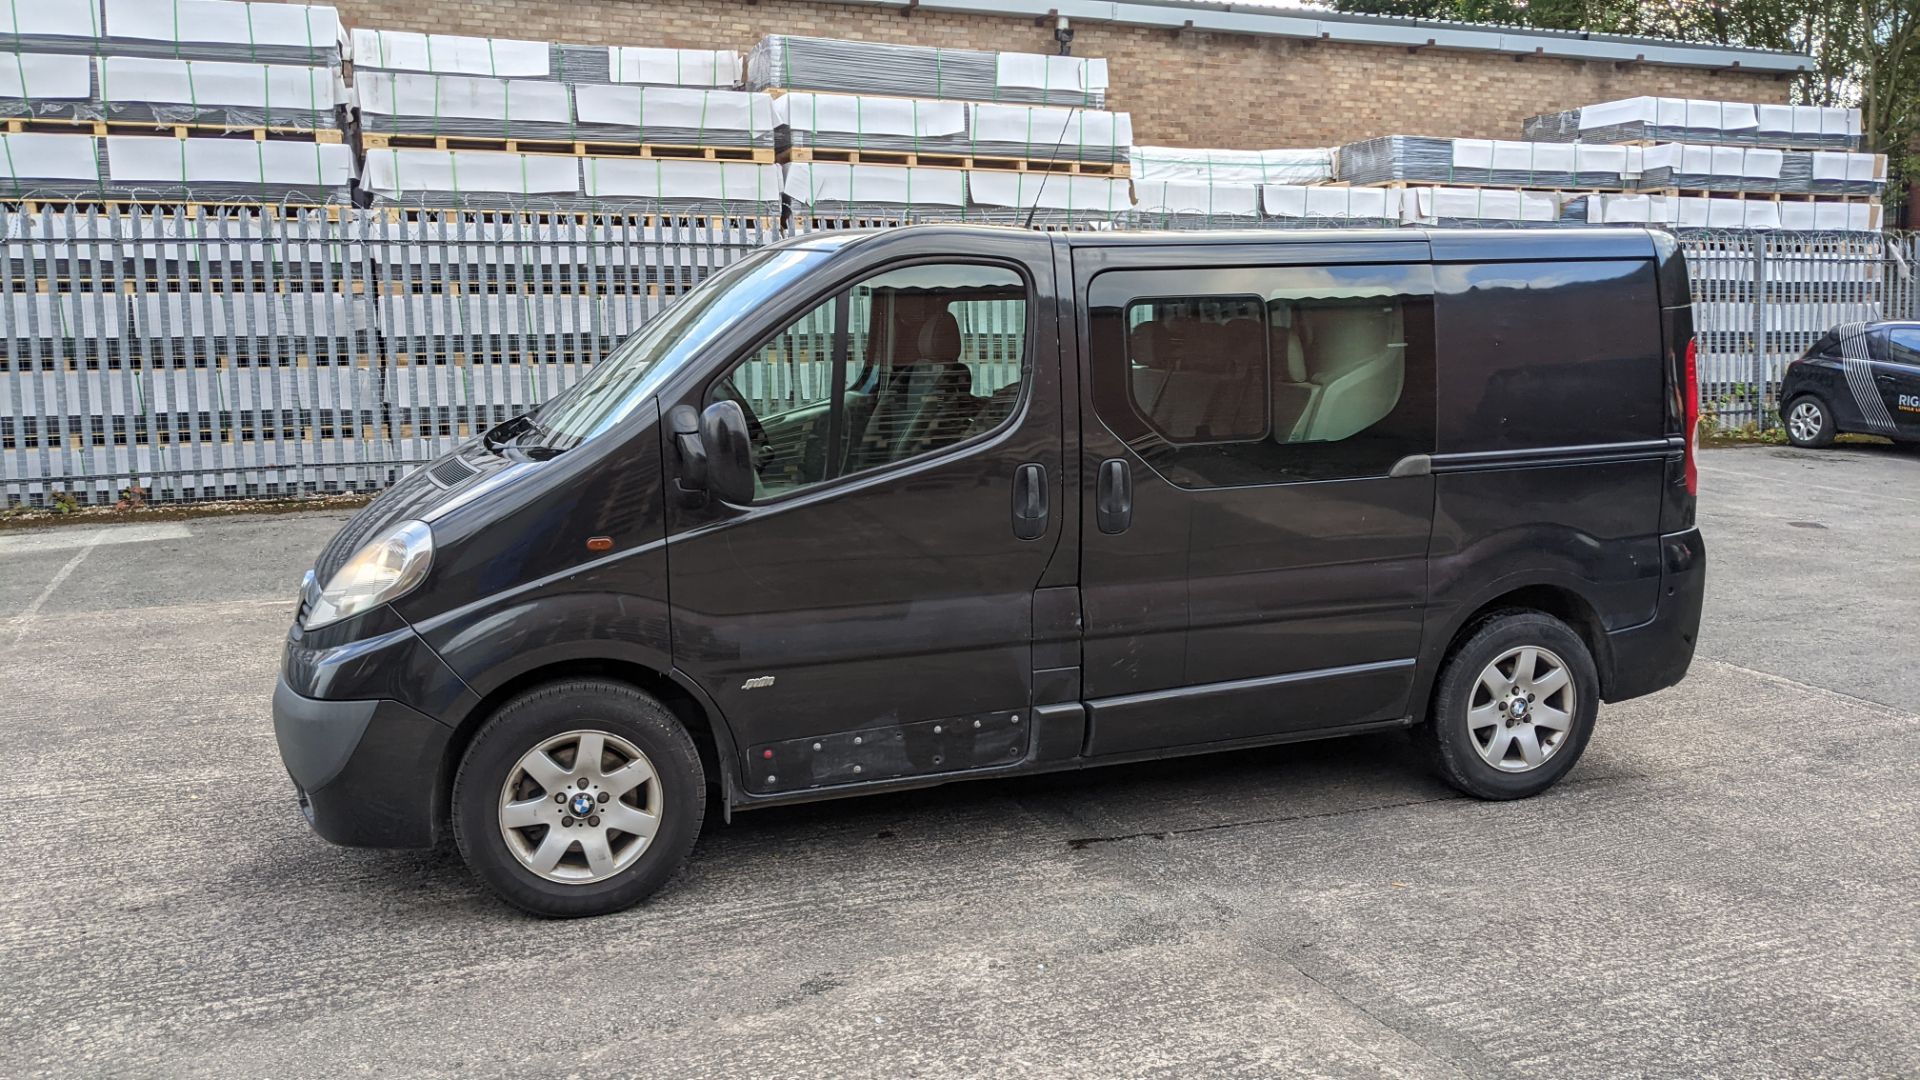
[1122,321,1159,369]
[915,311,963,365]
[1284,325,1308,382]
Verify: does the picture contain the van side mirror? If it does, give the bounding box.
[700,400,756,505]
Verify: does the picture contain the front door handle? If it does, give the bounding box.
[1096,458,1132,534]
[1012,463,1048,541]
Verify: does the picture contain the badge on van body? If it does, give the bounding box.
[740,676,777,690]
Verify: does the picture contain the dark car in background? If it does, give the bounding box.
[1780,321,1920,448]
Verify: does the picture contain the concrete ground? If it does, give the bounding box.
[1,444,1915,1078]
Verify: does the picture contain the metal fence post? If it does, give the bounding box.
[1751,237,1769,430]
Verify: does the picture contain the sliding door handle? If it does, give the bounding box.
[1096,458,1132,534]
[1012,463,1048,541]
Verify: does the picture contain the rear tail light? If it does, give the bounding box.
[1682,336,1700,496]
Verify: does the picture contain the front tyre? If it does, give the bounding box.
[1784,395,1836,448]
[452,680,706,917]
[1417,611,1599,800]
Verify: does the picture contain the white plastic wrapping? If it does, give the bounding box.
[349,29,549,77]
[1406,186,1559,223]
[774,92,965,138]
[607,47,740,87]
[1261,185,1402,220]
[1810,152,1886,182]
[969,103,1131,153]
[1132,179,1259,217]
[1130,146,1332,185]
[0,133,103,181]
[105,0,340,51]
[1451,139,1630,177]
[781,162,964,206]
[4,293,121,339]
[1577,96,1861,138]
[0,1,102,38]
[964,171,1129,212]
[355,71,570,125]
[575,85,773,136]
[994,53,1107,95]
[582,158,777,203]
[362,148,576,197]
[1756,103,1862,138]
[106,136,349,185]
[0,54,93,100]
[1635,144,1784,180]
[1585,193,1879,231]
[130,291,365,338]
[377,293,643,339]
[99,57,340,111]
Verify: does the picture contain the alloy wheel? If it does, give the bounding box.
[1467,646,1575,773]
[1788,401,1824,444]
[497,729,663,884]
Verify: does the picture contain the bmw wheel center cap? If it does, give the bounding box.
[570,792,596,817]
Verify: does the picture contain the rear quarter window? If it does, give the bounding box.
[1433,259,1662,452]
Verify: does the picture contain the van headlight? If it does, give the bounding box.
[305,519,434,630]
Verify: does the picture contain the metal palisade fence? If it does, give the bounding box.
[1,205,1915,507]
[1681,229,1919,430]
[1,201,777,507]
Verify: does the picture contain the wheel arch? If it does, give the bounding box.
[1413,581,1613,726]
[435,659,739,841]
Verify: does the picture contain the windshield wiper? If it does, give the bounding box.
[483,414,569,460]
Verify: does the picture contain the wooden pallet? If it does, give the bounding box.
[1636,188,1879,204]
[359,132,774,162]
[1328,179,1630,194]
[4,117,343,143]
[361,204,781,229]
[782,145,1129,177]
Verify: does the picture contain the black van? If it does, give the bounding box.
[273,225,1706,917]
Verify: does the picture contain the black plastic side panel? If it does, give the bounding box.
[745,709,1030,795]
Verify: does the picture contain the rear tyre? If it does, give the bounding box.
[452,679,706,917]
[1784,395,1836,448]
[1417,610,1599,801]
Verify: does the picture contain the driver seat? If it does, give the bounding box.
[851,311,977,469]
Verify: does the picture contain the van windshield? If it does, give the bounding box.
[513,246,834,451]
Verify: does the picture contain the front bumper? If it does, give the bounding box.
[1602,527,1706,702]
[273,676,451,848]
[274,613,475,849]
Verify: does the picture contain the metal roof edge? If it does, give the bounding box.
[853,0,1812,73]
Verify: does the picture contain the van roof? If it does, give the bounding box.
[781,224,1662,262]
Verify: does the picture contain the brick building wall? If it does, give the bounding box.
[331,0,1791,148]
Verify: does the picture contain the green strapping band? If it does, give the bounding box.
[244,3,257,63]
[3,135,19,198]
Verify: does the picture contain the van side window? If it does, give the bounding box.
[1091,264,1435,488]
[711,263,1028,500]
